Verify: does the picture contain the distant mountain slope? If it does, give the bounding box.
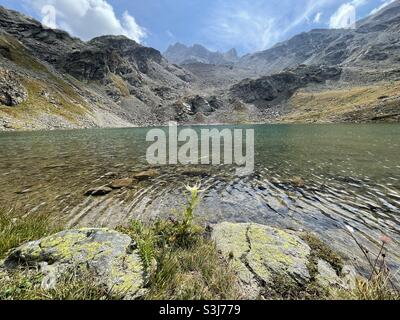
[1,3,399,130]
[164,43,238,65]
[238,0,400,75]
[0,6,196,130]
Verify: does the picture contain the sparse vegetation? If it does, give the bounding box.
[283,82,400,123]
[0,208,61,259]
[263,273,329,300]
[0,34,48,73]
[335,272,400,300]
[302,232,344,278]
[0,188,399,300]
[0,77,90,127]
[110,74,130,97]
[0,269,117,300]
[333,228,400,300]
[118,183,242,300]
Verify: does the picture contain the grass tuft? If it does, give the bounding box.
[334,273,400,300]
[0,208,61,259]
[0,269,117,300]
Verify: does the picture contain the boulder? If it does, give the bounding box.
[0,69,28,106]
[2,228,147,299]
[212,222,356,299]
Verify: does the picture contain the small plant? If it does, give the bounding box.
[134,182,205,250]
[118,183,241,300]
[173,182,205,247]
[338,225,400,300]
[118,220,156,270]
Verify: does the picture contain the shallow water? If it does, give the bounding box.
[0,124,399,271]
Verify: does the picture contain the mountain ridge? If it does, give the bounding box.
[1,3,400,130]
[238,0,400,75]
[164,42,239,65]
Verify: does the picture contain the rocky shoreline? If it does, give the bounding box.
[1,222,359,300]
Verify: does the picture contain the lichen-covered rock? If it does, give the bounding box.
[0,69,28,106]
[212,222,311,298]
[212,222,356,299]
[2,228,146,299]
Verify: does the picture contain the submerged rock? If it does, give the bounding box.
[109,178,134,189]
[133,169,158,181]
[287,176,305,188]
[212,222,356,299]
[85,186,113,196]
[2,228,146,299]
[180,166,211,177]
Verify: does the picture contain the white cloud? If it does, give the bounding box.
[205,0,332,52]
[28,0,147,43]
[329,0,367,29]
[370,0,396,15]
[205,3,278,52]
[166,30,175,39]
[313,12,323,23]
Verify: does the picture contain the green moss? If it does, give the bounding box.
[109,254,145,296]
[37,233,110,262]
[301,232,344,278]
[263,273,329,300]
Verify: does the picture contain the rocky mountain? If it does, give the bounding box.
[0,2,400,130]
[0,6,195,130]
[239,0,400,77]
[164,43,238,65]
[230,65,342,104]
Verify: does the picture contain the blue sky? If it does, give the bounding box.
[0,0,397,55]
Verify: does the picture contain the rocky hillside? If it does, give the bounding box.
[164,43,238,65]
[0,6,195,130]
[230,65,342,104]
[1,2,400,130]
[239,1,400,76]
